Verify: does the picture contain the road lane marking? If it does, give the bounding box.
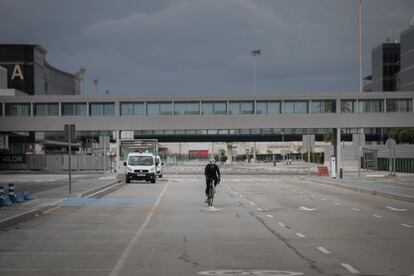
[298,206,316,211]
[240,195,244,198]
[321,198,327,201]
[373,214,382,218]
[299,191,303,194]
[295,233,306,238]
[267,214,274,218]
[334,202,342,206]
[249,201,256,206]
[42,206,61,214]
[317,246,331,254]
[257,208,263,211]
[386,206,407,212]
[110,183,169,276]
[352,208,360,211]
[401,224,413,228]
[278,222,286,227]
[340,263,360,274]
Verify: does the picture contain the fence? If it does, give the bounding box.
[0,154,110,171]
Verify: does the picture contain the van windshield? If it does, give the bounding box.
[128,156,154,166]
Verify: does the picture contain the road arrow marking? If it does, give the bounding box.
[317,246,331,254]
[298,206,316,211]
[340,263,360,274]
[386,206,407,212]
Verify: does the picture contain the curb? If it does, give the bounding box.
[0,179,123,230]
[307,178,414,203]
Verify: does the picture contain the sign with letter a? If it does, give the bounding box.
[11,64,24,80]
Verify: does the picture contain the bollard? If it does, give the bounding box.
[23,192,33,201]
[339,168,343,179]
[0,185,13,206]
[9,183,23,203]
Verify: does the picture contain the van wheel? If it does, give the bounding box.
[151,179,156,183]
[159,174,163,178]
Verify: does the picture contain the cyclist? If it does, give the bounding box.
[204,158,221,202]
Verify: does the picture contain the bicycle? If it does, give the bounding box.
[206,178,220,206]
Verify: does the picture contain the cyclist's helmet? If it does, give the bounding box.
[210,158,216,164]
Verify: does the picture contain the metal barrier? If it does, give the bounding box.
[377,158,414,173]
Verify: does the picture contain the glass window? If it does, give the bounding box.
[147,103,159,115]
[386,99,412,112]
[229,102,240,115]
[34,103,59,116]
[359,99,384,113]
[120,102,145,116]
[256,102,267,114]
[241,102,254,114]
[268,101,281,114]
[62,103,87,116]
[284,101,308,113]
[160,102,172,115]
[202,102,227,115]
[201,102,213,114]
[89,103,115,116]
[5,103,31,116]
[174,102,199,115]
[311,100,336,113]
[341,100,356,113]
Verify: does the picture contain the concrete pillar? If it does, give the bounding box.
[115,130,120,173]
[336,127,342,177]
[253,142,257,163]
[226,143,233,164]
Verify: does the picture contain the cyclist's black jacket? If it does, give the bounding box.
[204,163,221,179]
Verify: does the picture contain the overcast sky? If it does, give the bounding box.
[1,0,413,96]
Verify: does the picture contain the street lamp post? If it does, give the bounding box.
[252,49,261,163]
[359,0,363,93]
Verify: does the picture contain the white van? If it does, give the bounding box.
[155,156,164,178]
[124,152,157,183]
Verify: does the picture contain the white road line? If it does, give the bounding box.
[401,224,413,228]
[295,233,306,238]
[386,206,407,212]
[352,208,360,211]
[239,195,244,198]
[321,198,327,201]
[373,214,382,218]
[340,263,360,274]
[317,246,331,254]
[278,222,286,228]
[257,208,263,211]
[299,191,303,194]
[334,202,342,206]
[109,183,169,276]
[249,202,255,206]
[267,214,274,218]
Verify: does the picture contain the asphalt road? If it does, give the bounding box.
[0,174,413,276]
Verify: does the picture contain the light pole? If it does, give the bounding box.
[359,0,363,93]
[252,49,261,163]
[93,79,99,95]
[76,67,86,94]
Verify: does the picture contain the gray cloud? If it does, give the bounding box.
[1,0,413,96]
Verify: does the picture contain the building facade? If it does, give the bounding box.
[371,42,400,92]
[0,44,80,95]
[400,26,414,91]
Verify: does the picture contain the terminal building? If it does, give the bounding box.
[400,26,414,91]
[0,44,80,95]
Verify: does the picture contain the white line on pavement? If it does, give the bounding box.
[110,183,169,276]
[249,202,255,206]
[240,195,244,198]
[295,233,306,238]
[334,202,342,206]
[267,214,274,218]
[321,198,327,201]
[278,222,286,227]
[373,214,382,218]
[317,246,331,254]
[352,208,360,211]
[401,224,413,228]
[386,206,407,212]
[340,263,360,274]
[257,208,263,211]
